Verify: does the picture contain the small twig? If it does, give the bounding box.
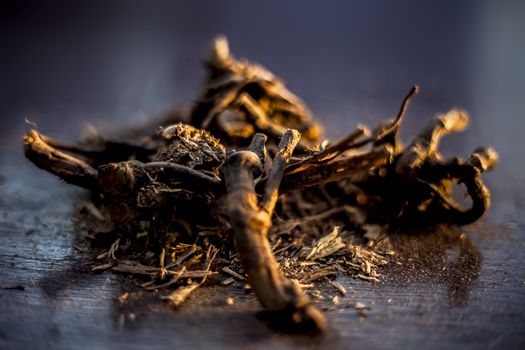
[146,267,187,290]
[247,133,268,164]
[373,84,419,146]
[260,129,301,213]
[112,260,216,278]
[161,246,219,307]
[300,268,338,283]
[161,283,200,307]
[222,266,246,281]
[328,280,347,296]
[165,244,198,270]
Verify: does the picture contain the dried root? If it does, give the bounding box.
[22,35,498,332]
[23,130,99,190]
[222,131,325,331]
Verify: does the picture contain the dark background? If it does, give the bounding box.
[0,1,524,349]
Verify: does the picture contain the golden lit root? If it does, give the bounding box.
[395,110,499,224]
[418,147,499,225]
[23,129,99,190]
[221,130,326,332]
[395,108,470,177]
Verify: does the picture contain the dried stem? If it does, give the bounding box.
[37,132,155,166]
[393,109,498,224]
[373,84,419,146]
[284,85,419,177]
[260,129,301,213]
[420,147,498,224]
[98,160,221,196]
[285,126,368,174]
[221,130,326,332]
[395,108,469,177]
[23,130,99,190]
[281,145,391,192]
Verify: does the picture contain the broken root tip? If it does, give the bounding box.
[257,304,327,333]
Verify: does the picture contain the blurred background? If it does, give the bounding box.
[1,0,524,222]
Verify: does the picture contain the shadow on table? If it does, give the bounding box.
[384,224,482,307]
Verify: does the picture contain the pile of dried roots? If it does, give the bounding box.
[23,36,498,332]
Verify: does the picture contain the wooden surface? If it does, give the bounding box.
[1,150,524,350]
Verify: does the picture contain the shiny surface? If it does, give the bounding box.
[1,1,524,349]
